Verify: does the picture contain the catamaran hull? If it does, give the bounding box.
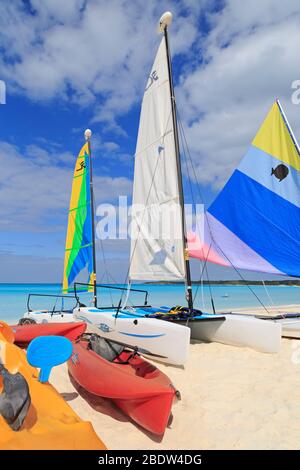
[22,311,75,324]
[176,313,281,353]
[220,312,300,340]
[236,313,300,340]
[280,321,300,339]
[73,307,191,366]
[256,314,300,339]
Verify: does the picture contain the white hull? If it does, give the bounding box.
[179,314,282,353]
[280,321,300,339]
[23,310,75,323]
[73,307,191,365]
[266,317,300,339]
[224,312,300,341]
[22,308,287,355]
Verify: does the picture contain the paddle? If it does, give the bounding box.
[81,333,167,359]
[27,336,73,383]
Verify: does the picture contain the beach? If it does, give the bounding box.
[50,305,300,450]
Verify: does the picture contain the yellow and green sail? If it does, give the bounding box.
[63,142,95,293]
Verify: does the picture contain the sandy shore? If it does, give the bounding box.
[230,304,300,315]
[51,339,300,450]
[49,305,300,450]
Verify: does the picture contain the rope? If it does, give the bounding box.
[176,110,271,315]
[262,280,281,315]
[177,110,216,312]
[93,190,114,307]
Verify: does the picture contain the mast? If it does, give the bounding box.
[276,99,300,155]
[84,129,97,307]
[159,12,193,310]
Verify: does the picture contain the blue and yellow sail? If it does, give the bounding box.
[189,100,300,277]
[63,142,95,293]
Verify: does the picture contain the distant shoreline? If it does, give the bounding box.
[0,280,299,286]
[146,280,300,286]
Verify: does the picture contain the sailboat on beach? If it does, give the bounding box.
[22,12,284,355]
[71,12,229,363]
[189,99,300,340]
[71,12,282,354]
[22,131,191,365]
[22,12,225,362]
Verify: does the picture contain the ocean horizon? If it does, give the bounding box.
[1,282,299,324]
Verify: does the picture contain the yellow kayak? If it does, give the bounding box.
[0,322,106,450]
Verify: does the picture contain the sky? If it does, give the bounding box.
[0,0,300,283]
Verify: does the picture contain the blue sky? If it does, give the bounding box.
[0,0,300,283]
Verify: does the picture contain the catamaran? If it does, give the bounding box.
[72,12,281,354]
[188,98,300,341]
[23,12,225,360]
[21,132,191,365]
[71,12,230,360]
[23,12,284,355]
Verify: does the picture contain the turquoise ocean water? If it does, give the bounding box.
[1,283,300,324]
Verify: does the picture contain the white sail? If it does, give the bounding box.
[129,37,185,281]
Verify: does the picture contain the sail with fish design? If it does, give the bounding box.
[188,100,300,277]
[63,141,95,293]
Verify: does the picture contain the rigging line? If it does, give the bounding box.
[53,281,66,310]
[96,268,137,309]
[178,118,204,302]
[115,109,174,313]
[176,109,271,314]
[261,280,281,315]
[262,279,275,308]
[177,110,215,311]
[277,99,300,155]
[83,272,106,308]
[193,242,213,305]
[192,241,216,313]
[201,272,205,311]
[107,271,132,301]
[92,192,114,307]
[97,239,114,307]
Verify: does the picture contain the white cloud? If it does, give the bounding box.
[177,1,300,189]
[1,0,300,193]
[206,0,300,48]
[103,141,120,152]
[0,141,132,231]
[0,0,203,127]
[30,0,85,24]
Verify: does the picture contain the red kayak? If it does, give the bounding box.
[68,334,178,435]
[12,322,87,348]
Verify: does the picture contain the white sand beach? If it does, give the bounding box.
[50,305,300,450]
[231,304,300,316]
